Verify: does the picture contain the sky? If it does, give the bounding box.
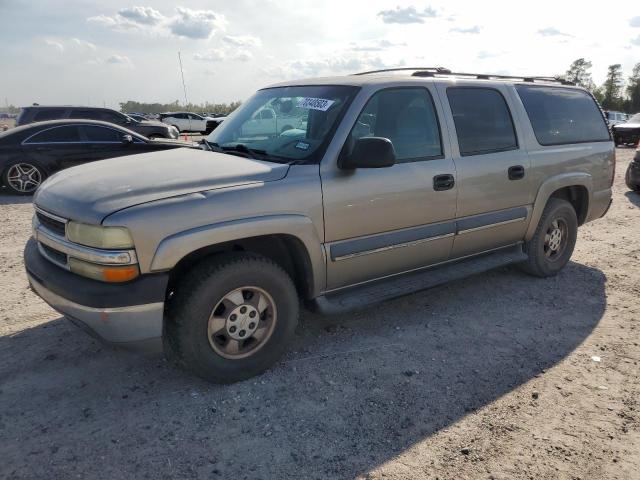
[1,0,639,109]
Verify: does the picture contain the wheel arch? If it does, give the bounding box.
[525,173,592,241]
[152,215,325,300]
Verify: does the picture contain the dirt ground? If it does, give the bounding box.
[0,149,638,480]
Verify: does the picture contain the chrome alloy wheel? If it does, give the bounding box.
[207,286,277,359]
[6,163,42,193]
[543,219,568,261]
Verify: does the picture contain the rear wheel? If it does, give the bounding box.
[165,253,299,383]
[519,198,578,277]
[625,164,640,191]
[2,162,45,195]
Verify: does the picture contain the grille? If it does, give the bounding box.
[40,243,67,266]
[36,211,66,237]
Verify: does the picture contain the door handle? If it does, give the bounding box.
[508,165,525,180]
[433,174,455,191]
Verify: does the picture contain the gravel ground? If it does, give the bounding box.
[0,149,638,480]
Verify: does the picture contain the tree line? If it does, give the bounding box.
[563,59,640,112]
[118,100,242,116]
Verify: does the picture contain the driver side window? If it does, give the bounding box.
[346,88,443,163]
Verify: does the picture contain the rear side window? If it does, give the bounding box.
[447,87,518,156]
[347,87,443,162]
[70,109,98,119]
[82,125,122,142]
[32,109,66,122]
[25,126,82,143]
[516,85,610,145]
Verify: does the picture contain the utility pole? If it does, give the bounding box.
[178,51,192,132]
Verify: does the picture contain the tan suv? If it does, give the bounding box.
[25,68,614,383]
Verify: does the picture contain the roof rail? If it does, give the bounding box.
[352,67,574,85]
[352,67,452,76]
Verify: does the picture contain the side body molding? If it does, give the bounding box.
[525,172,592,241]
[150,214,326,296]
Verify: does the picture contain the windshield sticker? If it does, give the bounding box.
[297,97,335,111]
[295,141,310,150]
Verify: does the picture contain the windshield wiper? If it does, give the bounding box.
[220,144,289,163]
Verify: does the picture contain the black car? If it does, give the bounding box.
[16,106,180,139]
[0,120,194,195]
[613,113,640,147]
[626,147,640,192]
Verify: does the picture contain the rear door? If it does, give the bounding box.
[21,124,87,171]
[79,124,146,161]
[436,83,533,258]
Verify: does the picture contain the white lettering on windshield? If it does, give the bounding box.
[296,97,335,111]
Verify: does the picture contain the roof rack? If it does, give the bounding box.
[352,67,574,85]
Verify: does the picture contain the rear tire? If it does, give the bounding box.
[2,161,45,195]
[625,164,640,191]
[519,198,577,277]
[165,253,299,383]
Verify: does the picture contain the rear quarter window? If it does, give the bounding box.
[32,109,66,122]
[515,85,610,146]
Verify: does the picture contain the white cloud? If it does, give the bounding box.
[230,50,253,62]
[537,27,572,37]
[477,51,502,59]
[222,35,262,48]
[350,39,406,51]
[450,25,481,34]
[44,39,64,52]
[168,7,226,39]
[630,16,640,28]
[106,54,133,66]
[632,35,640,46]
[193,49,226,62]
[118,6,164,26]
[378,6,438,24]
[71,38,96,50]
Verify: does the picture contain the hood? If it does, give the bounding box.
[614,122,640,130]
[34,148,290,224]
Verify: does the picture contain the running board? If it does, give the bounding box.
[313,244,527,314]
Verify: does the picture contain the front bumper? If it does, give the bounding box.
[24,238,168,350]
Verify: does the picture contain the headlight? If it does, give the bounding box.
[69,258,139,283]
[67,222,134,249]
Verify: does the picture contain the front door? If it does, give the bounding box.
[321,86,458,290]
[436,84,533,258]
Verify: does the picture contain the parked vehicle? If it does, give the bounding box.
[625,146,640,191]
[16,106,179,139]
[127,114,148,122]
[159,112,217,134]
[613,113,640,146]
[25,69,614,383]
[604,110,628,127]
[1,119,193,194]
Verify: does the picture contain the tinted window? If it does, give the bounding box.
[83,125,122,142]
[26,126,82,143]
[347,88,442,162]
[516,86,610,145]
[447,88,517,156]
[97,111,126,124]
[32,109,66,122]
[70,109,98,120]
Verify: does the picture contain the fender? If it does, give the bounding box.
[525,172,593,241]
[149,214,326,296]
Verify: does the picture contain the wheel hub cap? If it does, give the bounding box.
[548,227,562,251]
[7,163,41,193]
[226,304,259,340]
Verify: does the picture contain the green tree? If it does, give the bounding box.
[625,63,640,113]
[118,100,241,116]
[565,58,596,91]
[601,64,624,110]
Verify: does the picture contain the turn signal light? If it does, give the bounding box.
[69,258,139,283]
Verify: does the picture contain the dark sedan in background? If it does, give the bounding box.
[626,147,640,192]
[613,113,640,147]
[0,120,194,194]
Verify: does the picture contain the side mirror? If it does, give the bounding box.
[122,134,133,145]
[339,137,396,170]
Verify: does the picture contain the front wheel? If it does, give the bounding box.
[165,253,299,383]
[2,162,45,195]
[519,198,578,277]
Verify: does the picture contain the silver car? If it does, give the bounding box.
[25,68,614,383]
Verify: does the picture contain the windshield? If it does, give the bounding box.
[629,114,640,123]
[206,85,359,163]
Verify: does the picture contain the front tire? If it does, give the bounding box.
[2,161,45,195]
[165,253,299,383]
[519,198,578,277]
